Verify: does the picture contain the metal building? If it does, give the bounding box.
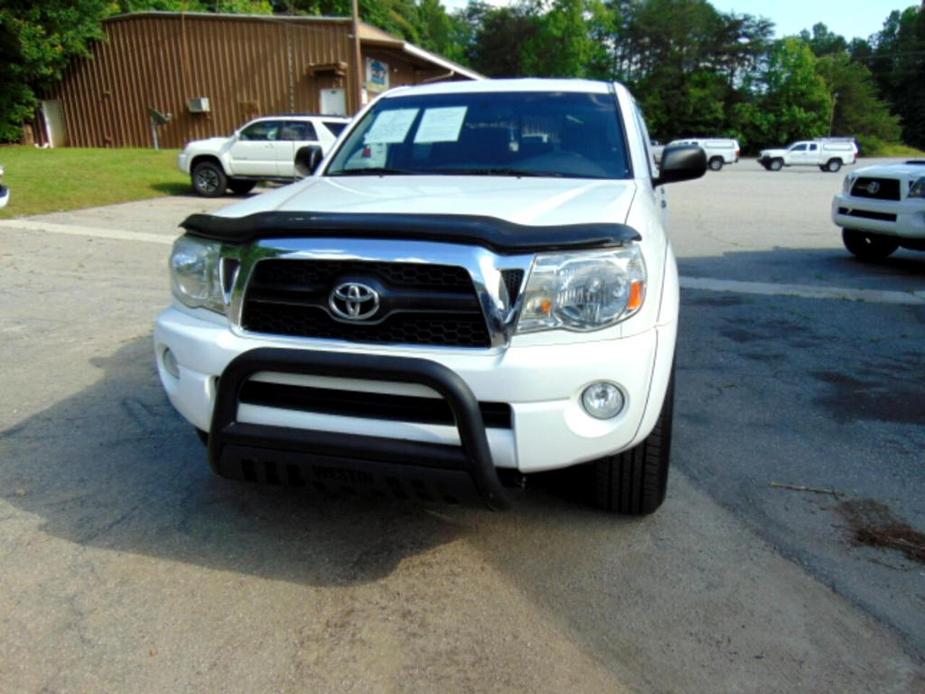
[37,12,481,149]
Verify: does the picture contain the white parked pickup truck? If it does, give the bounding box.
[832,160,925,259]
[155,79,707,514]
[759,138,857,172]
[178,115,350,197]
[668,138,740,171]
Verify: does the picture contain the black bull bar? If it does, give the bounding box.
[209,348,513,510]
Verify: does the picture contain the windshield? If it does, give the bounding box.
[326,90,631,180]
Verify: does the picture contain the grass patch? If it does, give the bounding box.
[0,146,189,218]
[861,141,925,158]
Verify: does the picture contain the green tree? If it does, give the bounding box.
[799,22,848,57]
[0,0,111,142]
[863,6,925,148]
[815,51,900,149]
[743,38,832,146]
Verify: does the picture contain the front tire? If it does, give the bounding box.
[587,367,674,515]
[826,159,842,173]
[191,161,227,197]
[708,156,724,171]
[768,158,783,171]
[842,229,898,260]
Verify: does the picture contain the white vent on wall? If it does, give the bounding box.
[187,97,210,113]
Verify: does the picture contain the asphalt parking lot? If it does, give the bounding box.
[1,160,923,692]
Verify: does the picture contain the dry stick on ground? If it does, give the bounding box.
[769,482,841,500]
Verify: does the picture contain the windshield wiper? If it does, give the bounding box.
[329,167,419,176]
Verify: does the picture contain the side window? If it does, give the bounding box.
[809,143,818,151]
[791,143,807,152]
[323,121,347,137]
[279,121,318,142]
[239,121,282,141]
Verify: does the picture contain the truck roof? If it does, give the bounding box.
[383,78,614,98]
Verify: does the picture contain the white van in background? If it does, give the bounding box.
[667,138,740,171]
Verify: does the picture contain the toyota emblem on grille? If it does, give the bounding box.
[329,282,380,321]
[866,181,881,195]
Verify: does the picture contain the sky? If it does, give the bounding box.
[440,0,910,42]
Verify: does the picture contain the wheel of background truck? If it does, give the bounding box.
[819,165,827,172]
[768,158,783,171]
[842,229,898,260]
[587,365,675,515]
[708,156,724,171]
[228,179,257,195]
[191,161,227,197]
[826,159,842,173]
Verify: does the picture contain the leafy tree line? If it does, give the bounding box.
[451,0,918,153]
[1,0,922,153]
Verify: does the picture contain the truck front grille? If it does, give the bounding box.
[241,259,494,348]
[851,177,901,201]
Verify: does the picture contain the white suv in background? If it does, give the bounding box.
[178,115,350,197]
[668,138,740,171]
[759,138,857,173]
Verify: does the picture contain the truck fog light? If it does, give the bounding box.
[162,348,180,379]
[581,382,624,420]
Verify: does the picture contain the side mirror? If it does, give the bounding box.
[653,144,707,186]
[294,145,324,177]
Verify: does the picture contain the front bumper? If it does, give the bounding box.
[156,306,675,475]
[831,194,925,239]
[177,152,190,174]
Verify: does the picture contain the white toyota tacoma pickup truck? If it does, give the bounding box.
[156,79,706,514]
[758,138,857,172]
[832,160,925,259]
[178,115,349,197]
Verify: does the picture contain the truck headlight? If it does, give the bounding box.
[170,235,224,313]
[909,177,925,199]
[516,246,646,334]
[843,174,856,194]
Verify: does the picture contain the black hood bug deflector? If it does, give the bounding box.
[181,211,641,254]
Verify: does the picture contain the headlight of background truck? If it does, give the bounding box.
[170,235,224,313]
[516,246,646,334]
[908,177,925,199]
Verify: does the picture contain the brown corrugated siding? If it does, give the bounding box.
[52,13,474,148]
[55,14,357,148]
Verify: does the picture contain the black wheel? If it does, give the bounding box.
[228,179,257,195]
[191,161,227,197]
[842,229,898,260]
[587,366,674,515]
[826,159,842,173]
[768,158,783,171]
[708,156,724,171]
[195,428,209,446]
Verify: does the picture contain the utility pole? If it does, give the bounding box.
[351,0,364,114]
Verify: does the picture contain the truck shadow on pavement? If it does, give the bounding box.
[0,334,619,588]
[0,336,477,586]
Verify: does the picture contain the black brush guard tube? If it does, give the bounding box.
[209,348,512,510]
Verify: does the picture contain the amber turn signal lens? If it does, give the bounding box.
[627,280,644,311]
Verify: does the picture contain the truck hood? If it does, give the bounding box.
[759,148,788,158]
[850,161,925,179]
[184,137,230,151]
[215,176,638,227]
